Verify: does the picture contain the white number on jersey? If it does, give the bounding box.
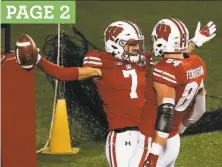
[166,59,181,67]
[175,81,202,111]
[122,69,138,99]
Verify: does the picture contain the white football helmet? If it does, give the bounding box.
[104,20,144,63]
[151,18,189,57]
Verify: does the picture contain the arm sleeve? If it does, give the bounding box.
[37,57,79,81]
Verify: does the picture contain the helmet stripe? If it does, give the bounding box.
[170,18,183,48]
[123,20,141,36]
[175,18,187,47]
[133,22,143,36]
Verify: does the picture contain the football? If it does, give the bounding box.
[15,34,38,71]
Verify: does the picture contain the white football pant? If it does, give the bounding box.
[156,133,180,167]
[105,130,139,167]
[129,132,180,167]
[128,132,152,167]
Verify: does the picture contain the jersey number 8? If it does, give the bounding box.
[175,81,202,111]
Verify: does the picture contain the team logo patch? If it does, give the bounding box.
[156,23,171,41]
[125,141,131,146]
[126,64,132,69]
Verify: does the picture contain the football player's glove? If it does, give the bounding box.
[190,21,216,48]
[143,153,159,167]
[36,48,42,64]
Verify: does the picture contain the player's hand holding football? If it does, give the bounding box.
[190,21,216,47]
[36,48,42,63]
[15,33,81,81]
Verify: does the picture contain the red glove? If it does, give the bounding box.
[143,153,159,167]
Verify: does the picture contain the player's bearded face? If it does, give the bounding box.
[123,40,143,63]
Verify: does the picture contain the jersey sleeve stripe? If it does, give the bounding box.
[153,72,177,84]
[83,56,101,61]
[83,61,102,65]
[154,68,176,79]
[83,56,102,66]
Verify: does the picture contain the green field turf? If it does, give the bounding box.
[2,1,222,167]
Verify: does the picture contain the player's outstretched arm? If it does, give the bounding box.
[37,55,102,81]
[78,67,102,80]
[188,21,216,53]
[179,87,206,134]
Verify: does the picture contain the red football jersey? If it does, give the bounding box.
[139,54,207,137]
[83,50,152,130]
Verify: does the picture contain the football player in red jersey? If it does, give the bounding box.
[18,19,215,167]
[81,21,151,167]
[36,21,152,167]
[129,19,216,167]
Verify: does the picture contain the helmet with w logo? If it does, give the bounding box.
[104,20,144,63]
[151,18,189,57]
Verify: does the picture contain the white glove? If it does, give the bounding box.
[36,48,42,64]
[190,21,216,48]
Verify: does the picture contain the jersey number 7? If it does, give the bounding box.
[122,69,138,99]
